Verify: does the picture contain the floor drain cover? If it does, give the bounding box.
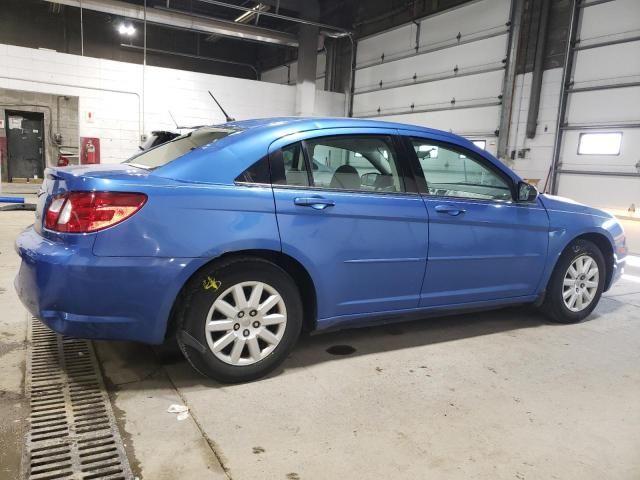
[23,318,133,480]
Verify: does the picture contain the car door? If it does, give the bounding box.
[269,128,429,325]
[403,133,549,307]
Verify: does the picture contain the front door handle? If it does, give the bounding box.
[294,197,335,210]
[434,204,466,216]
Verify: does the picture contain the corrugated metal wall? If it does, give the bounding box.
[554,0,640,213]
[352,0,512,156]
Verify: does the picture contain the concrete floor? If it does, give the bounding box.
[620,218,640,255]
[1,205,640,479]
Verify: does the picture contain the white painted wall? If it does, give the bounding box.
[261,51,327,90]
[315,89,345,117]
[0,44,345,165]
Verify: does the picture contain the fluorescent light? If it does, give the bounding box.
[321,30,350,39]
[234,3,269,23]
[118,23,136,36]
[578,132,622,155]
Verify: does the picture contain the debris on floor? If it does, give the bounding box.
[167,404,190,421]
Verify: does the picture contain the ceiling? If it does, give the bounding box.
[1,0,479,79]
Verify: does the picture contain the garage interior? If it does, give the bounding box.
[1,0,639,479]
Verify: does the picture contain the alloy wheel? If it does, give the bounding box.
[204,281,287,366]
[562,254,599,312]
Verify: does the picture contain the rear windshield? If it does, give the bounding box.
[139,131,180,151]
[124,127,239,169]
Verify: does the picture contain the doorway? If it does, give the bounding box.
[5,110,45,182]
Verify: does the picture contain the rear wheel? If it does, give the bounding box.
[176,258,303,383]
[541,239,606,324]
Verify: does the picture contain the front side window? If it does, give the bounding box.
[304,135,404,192]
[412,138,512,201]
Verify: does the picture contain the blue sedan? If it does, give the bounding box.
[15,118,628,382]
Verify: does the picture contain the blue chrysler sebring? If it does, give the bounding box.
[15,118,627,382]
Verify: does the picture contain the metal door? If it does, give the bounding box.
[403,133,549,306]
[269,128,429,325]
[6,111,45,181]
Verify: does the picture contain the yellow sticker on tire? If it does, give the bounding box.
[203,276,222,291]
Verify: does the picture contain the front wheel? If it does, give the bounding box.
[541,239,606,324]
[176,258,303,383]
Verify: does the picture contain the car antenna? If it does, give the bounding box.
[168,110,180,129]
[208,91,235,122]
[168,111,206,131]
[168,110,188,130]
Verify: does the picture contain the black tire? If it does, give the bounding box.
[540,239,606,324]
[176,257,303,383]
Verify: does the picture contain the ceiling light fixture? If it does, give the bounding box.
[118,23,136,36]
[234,3,269,24]
[320,29,351,39]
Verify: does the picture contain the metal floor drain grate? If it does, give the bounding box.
[24,318,133,480]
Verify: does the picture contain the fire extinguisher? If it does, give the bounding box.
[57,154,69,167]
[85,140,96,164]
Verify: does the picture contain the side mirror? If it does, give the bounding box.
[517,181,538,202]
[361,172,380,187]
[416,148,437,159]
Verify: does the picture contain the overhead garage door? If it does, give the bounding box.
[554,0,640,214]
[352,0,512,156]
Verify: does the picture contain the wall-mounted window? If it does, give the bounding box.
[577,132,622,155]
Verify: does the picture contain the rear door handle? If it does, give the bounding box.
[434,204,465,216]
[294,197,335,210]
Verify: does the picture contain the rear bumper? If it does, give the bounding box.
[14,226,197,344]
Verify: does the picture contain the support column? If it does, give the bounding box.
[497,0,525,161]
[295,24,318,116]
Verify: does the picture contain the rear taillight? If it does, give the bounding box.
[44,192,147,233]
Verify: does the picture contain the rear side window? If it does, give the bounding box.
[235,156,271,184]
[125,127,239,169]
[272,135,405,193]
[271,142,311,187]
[305,135,403,192]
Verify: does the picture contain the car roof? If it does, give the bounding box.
[155,116,514,185]
[218,116,459,140]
